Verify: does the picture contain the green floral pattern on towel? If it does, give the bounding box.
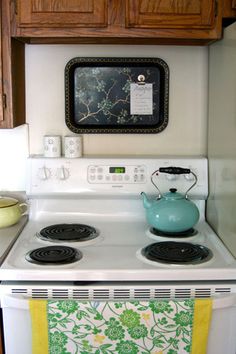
[47,300,194,354]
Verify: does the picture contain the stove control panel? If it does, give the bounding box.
[87,165,146,184]
[27,156,208,199]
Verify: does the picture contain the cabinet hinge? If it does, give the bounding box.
[2,94,7,109]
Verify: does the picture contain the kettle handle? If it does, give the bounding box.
[151,167,198,199]
[159,167,191,174]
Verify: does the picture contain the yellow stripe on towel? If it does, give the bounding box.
[29,300,49,354]
[191,298,213,354]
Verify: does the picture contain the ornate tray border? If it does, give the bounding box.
[65,57,169,134]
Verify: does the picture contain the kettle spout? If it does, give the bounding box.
[141,192,152,209]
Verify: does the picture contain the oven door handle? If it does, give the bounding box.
[1,294,236,310]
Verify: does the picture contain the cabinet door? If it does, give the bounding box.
[0,72,3,125]
[232,0,236,9]
[0,1,25,129]
[126,0,216,29]
[17,0,108,28]
[0,3,4,123]
[0,3,5,127]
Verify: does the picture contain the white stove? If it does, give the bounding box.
[0,156,236,281]
[1,156,236,354]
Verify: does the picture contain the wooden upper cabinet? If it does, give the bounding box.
[12,0,224,45]
[222,0,236,18]
[16,0,108,28]
[0,1,25,129]
[0,4,4,123]
[126,0,216,29]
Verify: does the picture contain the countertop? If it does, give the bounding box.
[0,216,28,264]
[0,192,28,264]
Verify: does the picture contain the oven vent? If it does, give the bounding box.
[113,289,131,299]
[154,289,171,298]
[134,289,152,299]
[9,286,233,300]
[194,288,212,298]
[92,289,110,300]
[215,288,231,293]
[32,289,51,299]
[72,290,90,299]
[51,290,69,299]
[11,289,28,294]
[173,289,192,298]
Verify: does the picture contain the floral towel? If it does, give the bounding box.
[29,298,212,354]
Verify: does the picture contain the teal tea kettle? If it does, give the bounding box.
[141,167,199,233]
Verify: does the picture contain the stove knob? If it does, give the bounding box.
[56,166,70,180]
[37,167,51,180]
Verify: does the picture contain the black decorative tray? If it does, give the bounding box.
[65,57,169,134]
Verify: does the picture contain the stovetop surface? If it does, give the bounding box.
[1,214,236,282]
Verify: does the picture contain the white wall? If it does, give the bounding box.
[0,44,208,191]
[26,45,208,156]
[0,124,29,191]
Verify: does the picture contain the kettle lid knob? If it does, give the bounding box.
[169,188,177,193]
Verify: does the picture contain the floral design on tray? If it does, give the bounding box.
[73,67,159,126]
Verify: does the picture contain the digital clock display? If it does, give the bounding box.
[109,167,126,174]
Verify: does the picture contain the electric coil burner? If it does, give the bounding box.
[37,223,98,242]
[26,246,82,265]
[141,241,212,265]
[149,227,198,238]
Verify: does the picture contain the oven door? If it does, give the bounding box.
[1,283,236,354]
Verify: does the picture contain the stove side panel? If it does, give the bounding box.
[207,23,236,259]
